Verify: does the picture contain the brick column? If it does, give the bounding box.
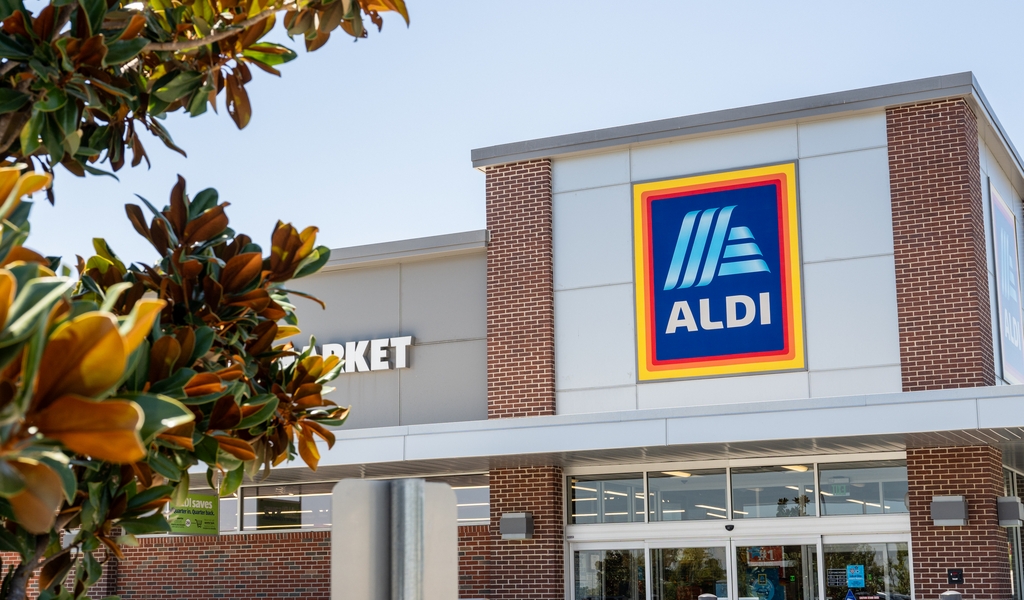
[481,160,563,598]
[485,159,555,418]
[907,447,1011,600]
[887,99,994,391]
[489,467,564,600]
[459,525,493,598]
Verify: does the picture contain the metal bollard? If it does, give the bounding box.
[939,591,962,600]
[391,478,425,600]
[698,594,718,600]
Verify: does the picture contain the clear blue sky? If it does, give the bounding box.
[26,1,1024,264]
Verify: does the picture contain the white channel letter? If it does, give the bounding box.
[726,295,756,328]
[345,340,370,373]
[759,292,771,325]
[369,339,390,371]
[699,298,723,330]
[665,301,697,334]
[321,343,344,360]
[390,336,413,369]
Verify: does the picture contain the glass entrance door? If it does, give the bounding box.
[733,543,819,600]
[571,536,912,600]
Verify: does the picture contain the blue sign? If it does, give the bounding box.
[847,565,865,589]
[845,591,857,600]
[633,164,805,380]
[992,184,1024,384]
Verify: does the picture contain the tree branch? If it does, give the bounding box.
[143,4,296,52]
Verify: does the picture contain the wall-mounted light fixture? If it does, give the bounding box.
[999,496,1024,527]
[500,512,534,540]
[931,496,967,526]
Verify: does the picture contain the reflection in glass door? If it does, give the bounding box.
[735,544,819,600]
[651,547,729,600]
[574,548,646,600]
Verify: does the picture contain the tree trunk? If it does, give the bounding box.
[7,534,47,600]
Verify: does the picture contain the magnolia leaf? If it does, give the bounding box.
[125,484,173,513]
[8,460,63,534]
[147,450,180,482]
[118,513,171,535]
[119,298,165,355]
[296,426,320,470]
[123,392,194,444]
[19,110,43,156]
[154,71,205,103]
[0,460,25,498]
[34,312,127,408]
[99,281,133,312]
[0,88,28,115]
[0,268,15,330]
[236,394,278,429]
[241,42,297,66]
[31,395,145,463]
[103,38,149,67]
[0,33,30,60]
[170,470,189,507]
[213,436,255,461]
[293,245,331,279]
[219,464,243,496]
[219,252,261,293]
[37,456,75,504]
[77,0,105,35]
[38,549,72,591]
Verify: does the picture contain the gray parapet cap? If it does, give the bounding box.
[320,229,488,272]
[470,72,1024,194]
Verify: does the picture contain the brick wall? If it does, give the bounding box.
[0,525,502,600]
[114,531,330,599]
[485,159,555,418]
[887,99,995,391]
[488,467,564,600]
[907,446,1012,600]
[459,524,493,598]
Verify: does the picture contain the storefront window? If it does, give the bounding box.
[731,465,816,518]
[569,474,645,524]
[822,542,910,600]
[574,549,645,600]
[651,547,727,600]
[649,470,728,521]
[818,461,909,515]
[219,492,238,533]
[736,545,818,600]
[428,474,490,526]
[241,483,333,531]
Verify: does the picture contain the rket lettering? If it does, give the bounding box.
[302,336,413,373]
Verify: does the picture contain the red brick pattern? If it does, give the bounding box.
[114,531,330,599]
[485,159,555,418]
[459,525,493,598]
[907,446,1011,600]
[887,99,995,391]
[488,467,564,599]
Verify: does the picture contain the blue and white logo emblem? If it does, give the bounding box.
[662,205,770,290]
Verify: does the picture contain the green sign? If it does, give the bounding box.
[169,491,219,535]
[831,484,849,497]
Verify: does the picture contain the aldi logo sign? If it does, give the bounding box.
[633,164,805,380]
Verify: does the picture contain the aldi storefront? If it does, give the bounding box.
[102,72,1024,600]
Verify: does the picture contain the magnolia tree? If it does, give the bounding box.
[0,172,348,599]
[0,0,408,195]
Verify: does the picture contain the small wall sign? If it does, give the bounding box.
[948,568,964,585]
[169,491,219,535]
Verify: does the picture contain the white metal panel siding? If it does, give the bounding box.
[291,252,487,429]
[553,112,901,415]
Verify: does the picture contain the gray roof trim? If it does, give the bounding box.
[320,229,488,272]
[471,72,1024,184]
